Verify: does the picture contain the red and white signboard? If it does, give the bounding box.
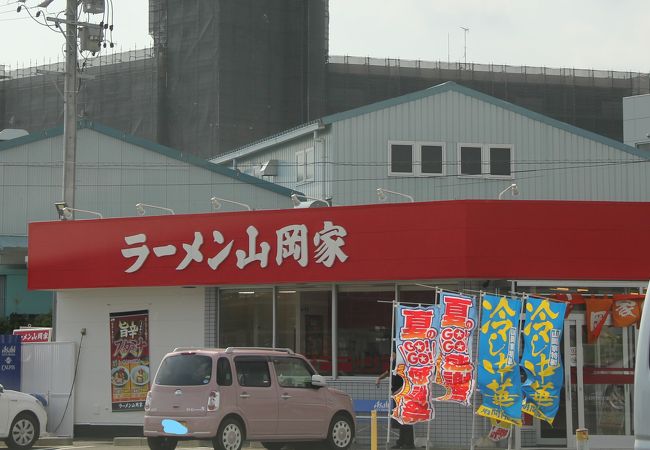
[27,200,650,290]
[13,327,52,343]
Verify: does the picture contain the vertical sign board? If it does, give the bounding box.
[0,335,21,391]
[109,310,151,411]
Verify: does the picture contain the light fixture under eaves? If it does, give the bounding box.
[498,183,519,200]
[376,188,414,203]
[136,203,175,216]
[211,197,252,211]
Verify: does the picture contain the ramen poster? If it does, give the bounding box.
[109,310,150,411]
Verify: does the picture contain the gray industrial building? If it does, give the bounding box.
[212,81,650,206]
[1,0,649,159]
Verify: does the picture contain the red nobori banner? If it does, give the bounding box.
[109,310,150,412]
[28,200,650,290]
[434,291,477,405]
[393,304,439,424]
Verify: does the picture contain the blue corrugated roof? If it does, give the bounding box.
[0,120,301,197]
[322,81,649,160]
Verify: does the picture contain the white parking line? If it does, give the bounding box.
[56,446,96,449]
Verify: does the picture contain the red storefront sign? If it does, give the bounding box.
[28,200,650,290]
[12,328,52,343]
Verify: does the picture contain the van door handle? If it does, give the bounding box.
[281,394,292,400]
[239,393,251,399]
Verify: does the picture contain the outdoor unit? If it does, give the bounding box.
[259,160,278,177]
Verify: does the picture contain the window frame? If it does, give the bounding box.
[234,356,273,388]
[456,143,515,179]
[486,144,514,179]
[296,147,315,183]
[388,141,415,176]
[457,143,485,177]
[272,357,315,389]
[304,147,315,182]
[417,141,446,177]
[295,150,305,183]
[388,141,445,177]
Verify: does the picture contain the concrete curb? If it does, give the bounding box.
[36,437,74,446]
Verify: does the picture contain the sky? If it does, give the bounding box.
[0,0,649,73]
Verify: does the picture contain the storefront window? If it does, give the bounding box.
[219,289,272,347]
[337,285,393,376]
[277,287,332,375]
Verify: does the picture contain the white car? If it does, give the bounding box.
[0,384,47,449]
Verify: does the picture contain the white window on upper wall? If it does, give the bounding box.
[388,141,444,176]
[296,150,305,182]
[419,142,445,176]
[296,148,315,183]
[458,144,483,176]
[457,144,514,178]
[305,147,315,181]
[488,145,513,177]
[389,141,414,175]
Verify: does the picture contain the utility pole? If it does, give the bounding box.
[460,26,469,68]
[63,0,78,209]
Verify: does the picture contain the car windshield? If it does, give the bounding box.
[155,354,212,386]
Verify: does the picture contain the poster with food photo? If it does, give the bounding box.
[109,310,150,411]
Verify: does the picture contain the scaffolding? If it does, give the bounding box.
[1,1,648,157]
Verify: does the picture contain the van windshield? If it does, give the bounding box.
[155,354,212,386]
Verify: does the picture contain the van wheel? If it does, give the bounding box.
[5,412,40,449]
[147,437,178,450]
[326,414,353,450]
[213,418,244,450]
[260,443,285,450]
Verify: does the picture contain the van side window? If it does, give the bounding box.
[235,358,271,387]
[216,357,232,386]
[273,357,314,388]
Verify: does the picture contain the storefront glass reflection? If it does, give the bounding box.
[219,289,273,347]
[337,286,393,376]
[582,324,634,436]
[276,288,332,375]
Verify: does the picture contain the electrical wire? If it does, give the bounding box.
[53,331,84,434]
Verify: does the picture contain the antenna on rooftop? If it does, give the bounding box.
[460,26,469,68]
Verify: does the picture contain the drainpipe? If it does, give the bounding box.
[313,121,328,203]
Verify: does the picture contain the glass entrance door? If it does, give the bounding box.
[566,314,636,449]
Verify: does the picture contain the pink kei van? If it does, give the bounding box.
[144,347,355,450]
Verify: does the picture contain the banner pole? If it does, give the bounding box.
[470,291,483,450]
[425,289,440,450]
[386,296,397,450]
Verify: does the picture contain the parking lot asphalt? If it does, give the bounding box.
[5,438,401,450]
[13,440,371,450]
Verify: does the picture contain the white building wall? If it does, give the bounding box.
[55,287,205,426]
[623,94,650,148]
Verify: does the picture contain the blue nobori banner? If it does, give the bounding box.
[0,335,21,391]
[520,296,567,424]
[476,294,523,426]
